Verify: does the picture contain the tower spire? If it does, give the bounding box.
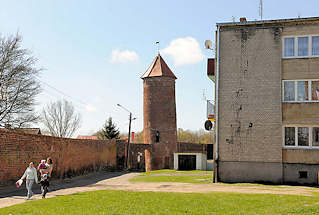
[141,54,177,79]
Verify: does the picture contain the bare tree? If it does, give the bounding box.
[0,33,41,128]
[42,100,81,138]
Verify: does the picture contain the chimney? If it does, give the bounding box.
[207,58,215,77]
[240,17,247,23]
[131,132,135,142]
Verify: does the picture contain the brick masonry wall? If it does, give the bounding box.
[120,142,206,170]
[143,77,177,169]
[0,129,117,186]
[116,141,151,170]
[177,142,207,154]
[116,140,126,170]
[129,143,151,170]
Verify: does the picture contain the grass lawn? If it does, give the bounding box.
[1,190,319,215]
[130,174,213,183]
[139,169,213,176]
[131,170,213,184]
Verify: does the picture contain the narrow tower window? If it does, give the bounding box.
[155,131,160,142]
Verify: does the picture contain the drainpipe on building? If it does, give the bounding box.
[214,25,220,183]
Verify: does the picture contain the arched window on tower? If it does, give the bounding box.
[155,131,160,142]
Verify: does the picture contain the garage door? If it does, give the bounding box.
[178,155,196,170]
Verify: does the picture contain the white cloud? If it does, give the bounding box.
[85,104,97,112]
[161,37,205,66]
[110,49,139,63]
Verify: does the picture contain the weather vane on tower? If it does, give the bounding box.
[156,41,160,55]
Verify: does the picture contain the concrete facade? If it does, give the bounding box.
[215,17,319,184]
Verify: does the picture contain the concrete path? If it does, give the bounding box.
[1,171,319,209]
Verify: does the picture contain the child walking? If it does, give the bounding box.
[40,174,50,198]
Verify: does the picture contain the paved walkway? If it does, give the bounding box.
[1,171,319,209]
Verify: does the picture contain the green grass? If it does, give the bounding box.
[1,190,319,215]
[139,169,213,176]
[131,170,213,183]
[131,175,213,183]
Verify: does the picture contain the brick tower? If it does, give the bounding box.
[141,54,177,170]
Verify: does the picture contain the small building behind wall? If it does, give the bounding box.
[174,142,212,171]
[174,153,207,170]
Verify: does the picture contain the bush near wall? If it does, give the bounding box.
[0,129,117,186]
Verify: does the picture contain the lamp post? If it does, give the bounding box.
[117,104,136,170]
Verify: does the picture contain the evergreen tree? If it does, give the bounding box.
[97,117,120,140]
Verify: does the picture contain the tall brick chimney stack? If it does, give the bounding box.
[141,54,177,170]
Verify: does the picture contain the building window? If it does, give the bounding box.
[284,37,295,57]
[298,37,309,56]
[283,80,319,102]
[155,131,160,142]
[298,127,309,146]
[312,81,319,101]
[283,35,319,58]
[297,81,308,101]
[285,127,295,146]
[299,171,308,179]
[284,81,295,101]
[284,126,319,148]
[312,36,319,56]
[313,127,319,147]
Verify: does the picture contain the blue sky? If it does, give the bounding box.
[0,0,318,136]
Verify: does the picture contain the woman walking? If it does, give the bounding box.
[40,157,53,178]
[20,162,38,200]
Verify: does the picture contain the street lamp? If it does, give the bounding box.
[117,104,136,170]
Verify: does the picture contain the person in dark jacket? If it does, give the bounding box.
[40,174,50,198]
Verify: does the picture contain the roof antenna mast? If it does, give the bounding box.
[259,0,263,20]
[156,41,160,55]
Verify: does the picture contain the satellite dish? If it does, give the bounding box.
[204,120,213,131]
[205,40,213,50]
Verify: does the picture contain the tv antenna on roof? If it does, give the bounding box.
[259,0,263,20]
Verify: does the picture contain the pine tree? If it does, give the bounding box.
[97,117,120,140]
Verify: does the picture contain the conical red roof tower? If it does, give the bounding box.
[142,54,177,171]
[141,54,177,79]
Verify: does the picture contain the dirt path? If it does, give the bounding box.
[1,172,319,209]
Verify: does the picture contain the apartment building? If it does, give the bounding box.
[213,17,319,184]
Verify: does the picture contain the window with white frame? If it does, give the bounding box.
[283,81,295,101]
[298,37,309,57]
[284,38,295,57]
[312,81,319,101]
[284,127,295,146]
[297,81,308,101]
[313,127,319,146]
[283,36,319,58]
[283,80,319,102]
[298,127,309,146]
[312,36,319,55]
[284,126,319,148]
